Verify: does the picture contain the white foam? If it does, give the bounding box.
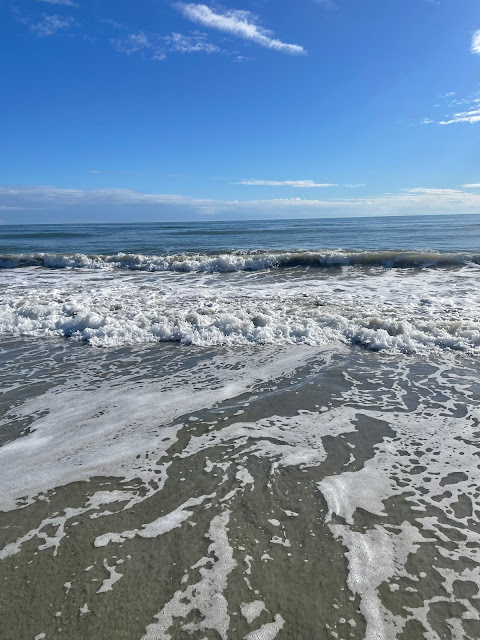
[241,600,266,624]
[178,407,358,471]
[318,408,480,525]
[0,346,314,512]
[1,258,479,352]
[244,614,285,640]
[270,536,291,548]
[94,494,214,548]
[0,490,135,560]
[319,468,393,524]
[141,509,236,640]
[268,519,280,527]
[330,522,425,640]
[1,249,478,272]
[96,559,123,593]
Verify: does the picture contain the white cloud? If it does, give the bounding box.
[112,32,166,60]
[2,184,480,222]
[422,91,480,126]
[112,32,151,54]
[439,107,480,125]
[239,180,367,188]
[472,30,480,55]
[176,4,306,55]
[463,183,480,188]
[437,91,456,99]
[27,14,74,37]
[164,33,220,54]
[39,0,78,6]
[239,179,337,188]
[404,188,464,195]
[112,30,220,60]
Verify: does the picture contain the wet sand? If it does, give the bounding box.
[0,339,479,639]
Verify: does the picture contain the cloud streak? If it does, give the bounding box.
[24,14,75,37]
[112,31,220,60]
[472,30,480,55]
[422,90,480,126]
[239,179,337,188]
[439,107,480,125]
[175,4,306,55]
[239,180,367,188]
[164,32,220,54]
[39,0,78,6]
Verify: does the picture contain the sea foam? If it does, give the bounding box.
[1,258,479,352]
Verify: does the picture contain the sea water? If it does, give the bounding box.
[0,215,479,639]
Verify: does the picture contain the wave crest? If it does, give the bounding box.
[1,250,478,272]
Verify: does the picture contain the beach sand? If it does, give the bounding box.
[1,339,479,639]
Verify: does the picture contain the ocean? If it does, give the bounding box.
[0,214,479,640]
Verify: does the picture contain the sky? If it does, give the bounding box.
[1,0,480,223]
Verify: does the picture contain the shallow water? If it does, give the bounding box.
[0,339,479,639]
[1,217,479,639]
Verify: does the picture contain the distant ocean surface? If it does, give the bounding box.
[2,214,480,255]
[1,215,479,640]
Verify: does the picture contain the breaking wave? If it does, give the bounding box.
[1,250,479,272]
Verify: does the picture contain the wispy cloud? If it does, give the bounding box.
[175,4,306,55]
[39,0,78,6]
[404,188,465,195]
[437,91,455,99]
[27,14,75,37]
[164,32,220,54]
[239,179,337,188]
[422,90,480,126]
[439,107,480,125]
[112,30,220,60]
[472,30,480,55]
[463,183,480,188]
[112,32,165,58]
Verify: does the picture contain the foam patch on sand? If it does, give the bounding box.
[94,494,214,548]
[141,509,236,640]
[0,346,316,512]
[330,522,426,640]
[177,407,360,470]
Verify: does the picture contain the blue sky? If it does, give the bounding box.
[1,0,480,222]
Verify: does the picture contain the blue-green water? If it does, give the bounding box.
[1,214,480,255]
